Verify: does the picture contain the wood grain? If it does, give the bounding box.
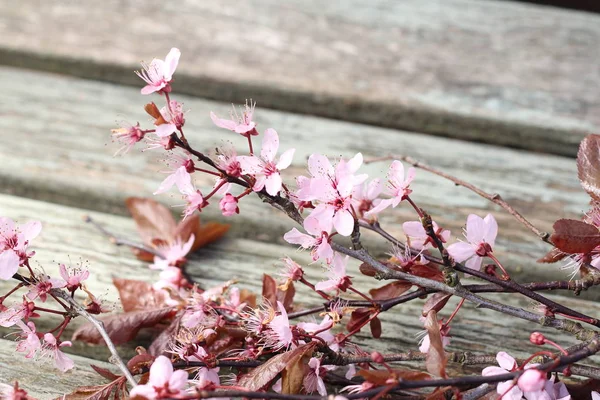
[1,1,599,155]
[0,66,591,284]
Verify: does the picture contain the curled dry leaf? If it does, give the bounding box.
[347,308,372,333]
[238,342,317,391]
[72,307,175,345]
[262,274,295,312]
[422,293,452,316]
[148,311,183,356]
[537,247,567,264]
[281,344,313,394]
[423,310,447,378]
[577,134,600,200]
[550,219,600,254]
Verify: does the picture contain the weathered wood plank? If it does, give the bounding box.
[1,193,599,376]
[1,1,599,155]
[0,67,591,284]
[0,338,119,399]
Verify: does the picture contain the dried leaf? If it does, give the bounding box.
[346,308,371,333]
[90,364,120,381]
[125,197,177,247]
[281,343,314,394]
[176,218,230,252]
[550,219,600,254]
[148,311,183,356]
[262,274,277,306]
[409,264,444,282]
[358,369,430,385]
[423,310,447,378]
[127,353,154,375]
[422,293,452,316]
[359,262,378,277]
[370,316,382,338]
[537,247,567,263]
[113,278,166,312]
[238,342,317,391]
[59,382,119,400]
[144,102,163,120]
[578,134,600,200]
[72,307,175,345]
[369,281,411,300]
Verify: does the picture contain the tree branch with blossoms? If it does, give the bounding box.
[5,47,600,400]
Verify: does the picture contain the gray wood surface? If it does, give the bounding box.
[2,1,599,156]
[1,193,599,397]
[0,66,591,285]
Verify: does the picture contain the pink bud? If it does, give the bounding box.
[219,194,239,216]
[370,351,385,363]
[517,368,546,392]
[530,332,546,345]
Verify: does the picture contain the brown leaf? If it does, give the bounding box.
[422,293,452,316]
[239,343,318,391]
[144,102,163,120]
[90,364,120,381]
[423,310,447,378]
[72,307,175,345]
[127,353,154,375]
[409,264,444,282]
[281,343,314,394]
[369,281,411,300]
[59,381,121,400]
[262,274,277,306]
[347,308,372,333]
[125,197,177,247]
[537,247,567,263]
[578,134,600,200]
[113,278,166,312]
[370,316,382,338]
[279,282,296,312]
[187,221,230,251]
[359,262,378,277]
[148,311,183,356]
[550,219,600,254]
[358,369,430,385]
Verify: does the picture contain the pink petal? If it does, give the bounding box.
[283,228,316,248]
[315,279,337,292]
[308,154,333,178]
[55,350,75,372]
[141,84,160,95]
[465,255,483,271]
[402,221,425,238]
[481,366,508,377]
[316,240,334,263]
[173,167,194,195]
[333,209,354,237]
[154,169,181,195]
[483,214,498,247]
[237,156,262,175]
[149,356,174,386]
[309,205,334,234]
[163,48,181,81]
[130,385,157,398]
[252,175,266,192]
[169,369,189,390]
[265,173,283,195]
[388,160,405,184]
[155,123,177,137]
[447,242,475,263]
[346,153,363,173]
[365,198,392,216]
[0,250,20,280]
[497,351,517,371]
[405,167,416,186]
[276,148,295,170]
[419,334,431,353]
[210,112,237,131]
[497,381,522,400]
[303,215,323,236]
[20,221,42,241]
[260,128,279,162]
[331,254,348,277]
[366,179,382,199]
[465,214,486,244]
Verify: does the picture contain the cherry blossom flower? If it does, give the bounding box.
[303,357,334,395]
[315,254,352,292]
[265,301,294,350]
[42,333,74,372]
[0,218,41,280]
[130,355,188,399]
[482,352,522,399]
[0,303,28,327]
[297,315,337,351]
[59,263,89,292]
[155,101,186,137]
[447,214,498,270]
[219,194,239,216]
[191,365,221,390]
[237,128,295,196]
[136,48,181,95]
[111,121,145,155]
[14,320,41,359]
[0,382,32,400]
[365,161,415,216]
[277,257,304,290]
[241,302,276,336]
[284,215,333,263]
[352,179,382,217]
[171,170,207,218]
[402,220,450,251]
[341,381,376,395]
[150,234,195,270]
[214,145,242,177]
[592,391,600,400]
[26,274,66,302]
[518,368,546,392]
[210,100,259,137]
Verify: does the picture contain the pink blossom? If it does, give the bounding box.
[145,135,175,152]
[592,391,600,400]
[155,101,186,137]
[59,263,89,292]
[482,352,522,400]
[518,368,546,392]
[26,274,66,302]
[297,315,337,351]
[219,194,239,216]
[111,121,145,155]
[277,257,304,285]
[315,254,352,292]
[303,357,334,395]
[0,382,32,400]
[172,170,207,218]
[136,48,180,95]
[191,365,221,390]
[151,234,195,270]
[365,161,415,216]
[214,145,242,177]
[447,214,498,270]
[42,333,74,372]
[0,303,28,327]
[130,355,188,399]
[210,100,258,137]
[0,218,41,280]
[14,320,41,359]
[402,220,450,251]
[352,178,382,217]
[153,266,185,294]
[284,215,333,263]
[237,128,295,196]
[265,301,294,350]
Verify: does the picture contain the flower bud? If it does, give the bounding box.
[530,332,546,345]
[370,351,385,363]
[219,194,239,216]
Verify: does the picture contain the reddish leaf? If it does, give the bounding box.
[262,274,277,306]
[125,197,177,247]
[369,281,411,300]
[279,282,295,312]
[423,310,447,378]
[90,364,120,381]
[550,219,600,254]
[127,353,154,375]
[577,134,600,200]
[359,262,378,277]
[537,247,567,264]
[347,308,371,333]
[409,264,444,282]
[358,369,430,385]
[238,342,317,391]
[370,316,382,338]
[148,311,183,356]
[239,288,257,309]
[112,278,166,312]
[422,293,452,316]
[177,219,230,252]
[72,307,175,345]
[59,380,123,400]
